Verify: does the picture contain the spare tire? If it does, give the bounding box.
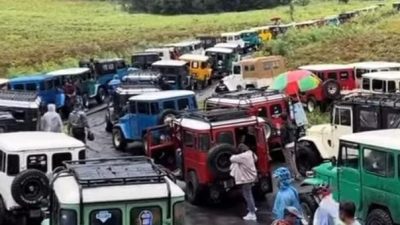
[207,144,236,178]
[11,169,49,207]
[323,79,341,100]
[159,109,179,125]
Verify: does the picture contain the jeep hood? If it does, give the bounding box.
[304,162,337,189]
[306,124,332,136]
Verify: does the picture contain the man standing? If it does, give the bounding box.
[313,185,340,225]
[280,113,302,180]
[272,207,304,225]
[272,167,302,225]
[68,102,90,143]
[40,104,63,133]
[230,143,258,221]
[339,202,361,225]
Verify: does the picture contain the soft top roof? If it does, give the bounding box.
[129,90,195,101]
[179,54,209,62]
[47,68,90,76]
[205,47,234,54]
[350,61,400,69]
[214,43,240,49]
[0,90,41,108]
[10,74,48,83]
[299,64,352,71]
[341,129,400,151]
[152,60,187,67]
[221,32,241,36]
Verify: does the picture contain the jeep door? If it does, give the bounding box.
[337,141,361,214]
[182,130,210,182]
[136,101,159,139]
[332,106,352,157]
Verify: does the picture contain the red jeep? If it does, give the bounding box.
[205,89,288,154]
[145,109,273,204]
[298,64,350,112]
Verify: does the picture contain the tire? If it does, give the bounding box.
[300,193,318,225]
[306,96,317,113]
[112,128,127,151]
[366,208,393,225]
[0,197,6,225]
[96,87,106,104]
[323,79,341,100]
[207,144,236,178]
[11,169,49,208]
[105,113,113,133]
[159,109,179,125]
[186,171,204,205]
[296,142,322,177]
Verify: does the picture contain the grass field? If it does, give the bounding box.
[0,0,381,76]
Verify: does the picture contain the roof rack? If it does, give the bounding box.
[339,92,400,108]
[211,89,282,100]
[63,156,168,188]
[119,83,159,90]
[184,109,250,123]
[0,90,38,102]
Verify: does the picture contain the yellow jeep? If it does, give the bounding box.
[179,54,212,89]
[251,26,273,42]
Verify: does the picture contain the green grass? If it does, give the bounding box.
[0,0,381,76]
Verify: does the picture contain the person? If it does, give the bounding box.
[313,185,340,225]
[215,80,229,93]
[272,207,304,225]
[272,167,302,225]
[280,113,301,180]
[339,202,361,225]
[40,104,63,133]
[230,143,258,221]
[240,127,257,151]
[68,102,90,143]
[108,74,121,94]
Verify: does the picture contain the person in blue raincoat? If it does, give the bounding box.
[108,74,121,94]
[272,167,303,225]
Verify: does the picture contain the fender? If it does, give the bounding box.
[298,135,333,159]
[114,115,132,140]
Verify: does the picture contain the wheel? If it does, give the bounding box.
[0,197,6,225]
[186,171,204,205]
[96,87,106,104]
[323,79,341,100]
[366,208,393,225]
[112,128,127,151]
[296,142,322,177]
[11,169,49,208]
[306,97,317,113]
[207,144,236,178]
[299,193,318,225]
[105,114,113,133]
[159,109,179,125]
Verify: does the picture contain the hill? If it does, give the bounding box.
[0,0,379,76]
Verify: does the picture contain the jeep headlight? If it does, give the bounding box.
[173,201,185,225]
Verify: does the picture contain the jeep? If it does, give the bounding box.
[79,58,129,85]
[151,60,193,90]
[296,93,400,176]
[302,129,400,225]
[251,26,273,42]
[196,35,224,49]
[145,109,273,204]
[205,47,238,79]
[9,74,65,111]
[205,89,288,153]
[351,61,400,87]
[0,132,85,225]
[166,40,204,56]
[0,90,41,132]
[42,156,184,225]
[239,29,262,52]
[179,54,212,90]
[222,56,286,91]
[221,32,246,50]
[112,90,197,151]
[131,52,161,70]
[360,71,400,94]
[145,48,177,61]
[105,82,161,132]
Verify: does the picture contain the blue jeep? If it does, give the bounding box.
[9,74,65,110]
[79,58,129,89]
[112,90,197,151]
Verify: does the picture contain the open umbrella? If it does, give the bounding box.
[271,70,321,95]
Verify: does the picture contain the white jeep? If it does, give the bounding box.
[0,132,85,225]
[296,93,400,176]
[42,156,184,225]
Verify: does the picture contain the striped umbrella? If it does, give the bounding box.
[271,70,321,95]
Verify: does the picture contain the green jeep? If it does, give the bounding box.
[42,157,185,225]
[302,129,400,225]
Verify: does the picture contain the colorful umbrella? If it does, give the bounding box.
[271,70,321,95]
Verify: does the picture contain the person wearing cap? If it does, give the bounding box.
[313,185,340,225]
[230,143,258,221]
[272,167,302,225]
[272,207,304,225]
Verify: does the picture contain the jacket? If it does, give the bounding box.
[281,120,297,145]
[230,150,258,185]
[40,104,63,133]
[68,109,89,129]
[313,194,340,225]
